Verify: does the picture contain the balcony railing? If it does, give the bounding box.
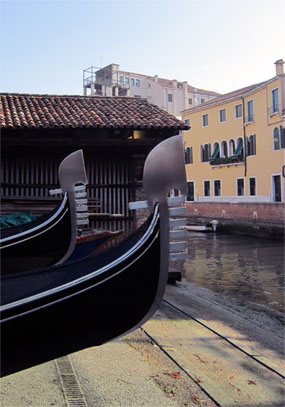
[210,155,243,166]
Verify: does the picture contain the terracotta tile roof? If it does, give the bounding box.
[0,93,189,130]
[156,78,220,97]
[182,80,269,113]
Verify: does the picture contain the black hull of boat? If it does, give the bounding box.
[1,206,162,377]
[0,197,72,274]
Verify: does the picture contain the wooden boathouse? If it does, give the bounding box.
[1,93,188,232]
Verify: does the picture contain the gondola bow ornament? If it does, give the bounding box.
[0,150,88,274]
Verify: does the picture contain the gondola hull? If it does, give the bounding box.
[1,196,72,274]
[69,229,124,261]
[1,206,161,377]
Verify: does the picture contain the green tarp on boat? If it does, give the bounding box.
[0,212,38,228]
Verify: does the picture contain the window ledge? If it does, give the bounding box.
[244,120,254,126]
[269,111,279,118]
[210,161,243,168]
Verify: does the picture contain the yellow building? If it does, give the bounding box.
[182,59,285,204]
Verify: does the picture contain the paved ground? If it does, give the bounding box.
[1,281,284,407]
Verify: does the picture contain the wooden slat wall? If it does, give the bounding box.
[85,155,133,232]
[1,154,134,233]
[1,156,60,198]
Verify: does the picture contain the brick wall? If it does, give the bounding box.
[186,202,285,223]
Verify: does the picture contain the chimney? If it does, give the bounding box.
[274,59,284,76]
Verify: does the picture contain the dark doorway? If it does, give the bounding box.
[187,181,194,201]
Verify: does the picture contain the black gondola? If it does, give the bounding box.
[0,150,88,274]
[0,135,187,377]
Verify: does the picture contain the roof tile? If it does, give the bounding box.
[0,93,189,131]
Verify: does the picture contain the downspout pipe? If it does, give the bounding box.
[241,96,247,177]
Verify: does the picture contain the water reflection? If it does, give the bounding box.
[183,232,285,313]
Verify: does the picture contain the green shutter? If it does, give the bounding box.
[245,137,249,156]
[281,126,285,149]
[208,143,211,160]
[252,134,256,155]
[232,139,243,157]
[210,144,219,160]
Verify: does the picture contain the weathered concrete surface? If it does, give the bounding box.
[0,360,66,407]
[71,329,214,407]
[0,328,214,407]
[1,281,283,407]
[145,302,284,406]
[165,281,285,376]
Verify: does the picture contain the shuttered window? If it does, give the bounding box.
[204,180,210,196]
[273,127,280,150]
[280,126,285,149]
[200,144,211,162]
[237,178,244,196]
[247,134,256,156]
[185,147,193,164]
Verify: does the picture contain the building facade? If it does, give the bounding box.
[83,64,220,118]
[182,59,285,205]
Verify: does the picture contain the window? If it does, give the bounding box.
[177,83,183,89]
[273,127,280,150]
[272,175,281,202]
[249,178,256,196]
[188,98,192,105]
[184,119,190,126]
[204,181,210,196]
[235,104,242,118]
[237,178,244,196]
[130,78,135,86]
[202,114,208,127]
[272,88,279,113]
[135,79,140,87]
[119,76,124,84]
[201,98,205,103]
[185,147,193,164]
[247,134,256,156]
[219,109,226,122]
[281,126,285,148]
[247,100,254,122]
[168,94,173,102]
[125,77,129,85]
[229,139,235,156]
[221,141,228,158]
[233,138,243,158]
[214,180,221,196]
[187,181,194,201]
[200,144,211,162]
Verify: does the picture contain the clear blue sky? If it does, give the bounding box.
[1,0,284,96]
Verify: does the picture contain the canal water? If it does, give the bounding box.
[182,232,285,313]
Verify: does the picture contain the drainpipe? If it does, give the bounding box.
[241,96,247,177]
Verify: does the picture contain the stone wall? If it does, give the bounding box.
[185,202,284,239]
